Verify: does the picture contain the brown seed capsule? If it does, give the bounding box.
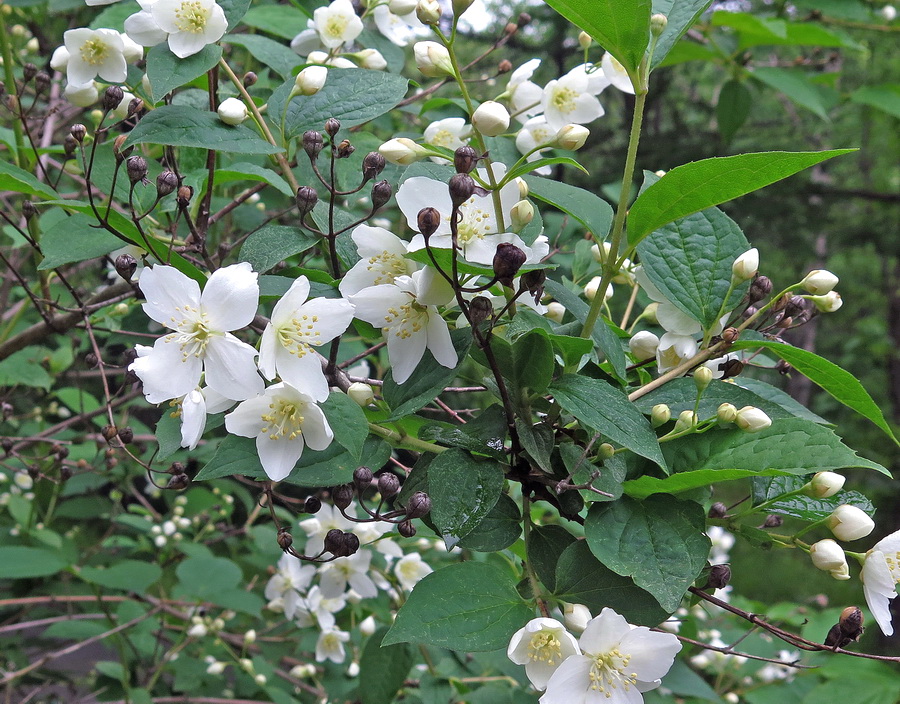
[302,130,324,160]
[53,444,69,460]
[521,269,546,302]
[243,71,258,87]
[378,472,400,498]
[117,426,134,444]
[492,242,527,287]
[453,145,479,174]
[405,491,431,519]
[469,296,493,325]
[763,514,783,528]
[333,483,353,509]
[448,173,475,208]
[102,425,118,442]
[34,72,51,95]
[784,295,807,319]
[371,179,392,209]
[59,465,73,482]
[353,466,373,490]
[498,59,512,74]
[708,502,727,518]
[323,528,345,555]
[518,11,532,25]
[102,85,124,112]
[276,526,293,551]
[167,472,190,490]
[324,117,341,137]
[341,532,360,557]
[504,21,518,35]
[362,151,386,181]
[295,186,318,216]
[775,359,792,375]
[304,495,322,514]
[23,63,38,82]
[84,352,99,368]
[70,124,87,143]
[336,139,355,159]
[22,200,35,221]
[749,275,772,302]
[113,134,131,162]
[417,207,441,239]
[127,97,144,118]
[64,134,78,157]
[704,564,731,590]
[721,327,740,344]
[720,358,744,379]
[126,155,148,184]
[157,170,179,197]
[825,606,864,648]
[177,185,193,208]
[398,519,416,538]
[1,438,13,455]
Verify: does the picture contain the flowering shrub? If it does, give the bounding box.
[0,0,898,702]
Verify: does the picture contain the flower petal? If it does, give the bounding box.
[203,334,263,400]
[274,347,329,401]
[139,265,201,326]
[130,336,201,403]
[300,400,334,451]
[618,627,682,682]
[225,394,272,438]
[270,276,311,326]
[386,321,426,384]
[201,262,259,331]
[180,389,207,449]
[256,433,304,481]
[540,655,592,704]
[426,310,457,369]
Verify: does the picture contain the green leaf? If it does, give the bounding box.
[650,0,715,68]
[585,496,708,612]
[524,175,615,241]
[729,340,898,444]
[0,547,68,578]
[636,206,750,329]
[550,375,667,470]
[240,4,310,39]
[623,468,795,499]
[359,628,416,704]
[220,0,251,30]
[850,84,900,119]
[716,79,752,143]
[0,160,57,200]
[504,155,588,182]
[271,68,409,140]
[37,213,124,270]
[155,409,182,461]
[211,162,293,196]
[751,475,874,522]
[553,541,670,625]
[515,419,555,473]
[322,391,368,460]
[456,493,522,552]
[427,449,505,548]
[735,377,829,424]
[145,44,222,103]
[382,328,473,420]
[123,105,283,154]
[544,0,651,76]
[238,225,319,273]
[513,330,554,394]
[79,560,162,592]
[383,562,532,651]
[419,405,508,460]
[626,150,855,245]
[752,67,836,120]
[662,418,890,476]
[528,524,576,592]
[0,348,53,390]
[404,246,550,280]
[224,34,301,78]
[175,556,241,598]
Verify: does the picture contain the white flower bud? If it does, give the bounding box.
[14,473,33,490]
[642,301,659,325]
[734,406,772,433]
[694,365,713,392]
[717,402,737,424]
[731,248,758,283]
[452,0,474,17]
[414,41,454,77]
[673,410,698,433]
[591,242,607,263]
[584,276,613,302]
[809,539,850,580]
[293,65,328,96]
[65,81,99,108]
[359,615,377,637]
[651,404,671,427]
[517,178,529,199]
[629,330,659,361]
[347,661,360,677]
[162,520,177,536]
[347,382,375,407]
[555,124,589,151]
[563,602,592,632]
[356,48,387,70]
[416,0,442,24]
[577,31,592,50]
[826,504,875,542]
[881,5,897,21]
[801,269,839,295]
[206,661,226,675]
[244,629,257,644]
[510,200,534,230]
[254,674,267,686]
[154,535,167,547]
[472,100,510,137]
[187,623,208,638]
[545,301,565,323]
[50,45,69,71]
[805,471,845,499]
[239,658,254,672]
[650,13,668,35]
[807,291,842,313]
[379,137,430,165]
[389,0,417,14]
[289,663,315,678]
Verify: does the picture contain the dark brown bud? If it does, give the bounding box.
[377,472,400,498]
[341,532,360,556]
[398,519,416,538]
[704,563,731,590]
[333,483,353,509]
[493,242,527,287]
[23,63,38,82]
[22,200,36,221]
[749,275,772,302]
[521,269,546,302]
[113,253,137,282]
[127,97,144,118]
[113,134,132,162]
[84,352,99,368]
[70,124,87,143]
[304,495,322,514]
[371,179,392,209]
[708,502,727,518]
[167,472,190,490]
[53,444,69,460]
[243,71,258,87]
[1,437,13,455]
[762,514,783,528]
[169,462,185,475]
[102,85,124,112]
[295,185,318,216]
[276,526,293,551]
[775,359,792,375]
[362,151,386,181]
[826,606,864,648]
[156,170,179,197]
[720,357,744,379]
[34,72,51,95]
[177,185,193,208]
[448,173,475,207]
[405,491,431,519]
[498,59,512,74]
[469,296,493,325]
[784,295,807,319]
[353,466,373,490]
[59,465,73,482]
[324,117,341,137]
[417,207,441,239]
[126,155,148,184]
[454,145,479,174]
[504,21,518,35]
[741,305,758,320]
[101,425,118,442]
[302,130,324,160]
[117,426,134,444]
[336,139,355,159]
[517,11,532,25]
[323,528,344,555]
[721,327,739,344]
[64,134,78,157]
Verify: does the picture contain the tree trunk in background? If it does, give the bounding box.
[887,259,900,426]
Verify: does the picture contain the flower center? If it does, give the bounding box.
[322,15,349,40]
[886,550,900,584]
[454,202,494,245]
[527,631,563,666]
[260,399,305,441]
[174,1,210,34]
[531,126,553,144]
[551,86,578,114]
[367,252,408,285]
[430,129,457,148]
[276,313,321,356]
[168,306,215,359]
[588,648,638,696]
[382,299,427,340]
[80,37,109,66]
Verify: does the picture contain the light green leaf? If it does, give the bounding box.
[623,468,797,499]
[209,161,293,196]
[550,375,668,470]
[716,79,752,143]
[504,156,588,182]
[626,150,855,245]
[524,175,615,241]
[751,475,874,522]
[456,494,521,552]
[850,84,900,119]
[650,0,715,68]
[123,105,283,154]
[240,4,310,39]
[0,547,68,578]
[735,377,829,424]
[752,67,836,120]
[359,628,415,704]
[383,562,532,651]
[37,213,124,270]
[79,560,162,592]
[322,391,368,460]
[0,348,53,390]
[238,225,318,273]
[0,160,58,200]
[224,34,301,78]
[145,44,221,102]
[544,0,652,76]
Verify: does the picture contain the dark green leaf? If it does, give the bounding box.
[733,378,829,424]
[359,628,415,704]
[322,391,368,460]
[513,330,555,394]
[0,160,58,200]
[211,162,293,196]
[528,524,576,592]
[716,79,752,143]
[240,4,310,39]
[624,468,800,499]
[525,175,615,241]
[752,67,836,120]
[225,34,300,78]
[0,547,68,578]
[80,561,162,592]
[0,348,53,390]
[383,562,532,651]
[457,494,522,552]
[155,409,182,461]
[850,84,900,119]
[145,44,221,102]
[219,0,251,30]
[515,419,555,473]
[650,0,715,68]
[560,442,627,503]
[419,405,507,460]
[238,225,319,273]
[751,475,874,522]
[37,213,123,270]
[504,156,588,182]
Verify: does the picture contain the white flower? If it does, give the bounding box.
[472,100,510,137]
[809,539,850,580]
[296,585,347,630]
[807,291,843,313]
[507,58,543,123]
[629,331,659,361]
[600,52,635,94]
[258,276,355,402]
[129,263,263,404]
[861,529,900,635]
[731,248,759,282]
[372,5,424,47]
[540,608,681,704]
[541,71,604,132]
[289,21,322,56]
[656,332,698,374]
[338,225,419,298]
[124,0,169,48]
[319,550,378,598]
[299,502,355,555]
[707,526,734,565]
[394,553,433,590]
[50,45,70,71]
[359,615,377,636]
[826,504,875,542]
[63,28,127,86]
[175,385,234,449]
[264,553,316,619]
[508,618,581,691]
[120,32,145,62]
[734,406,772,433]
[217,97,248,125]
[224,383,334,482]
[316,627,350,663]
[414,41,453,77]
[65,81,99,107]
[756,650,799,683]
[379,137,430,165]
[151,0,227,59]
[424,117,471,154]
[293,65,328,96]
[314,0,363,48]
[801,269,839,295]
[349,269,457,384]
[356,48,387,70]
[515,116,555,175]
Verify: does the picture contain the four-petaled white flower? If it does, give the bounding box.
[313,0,364,49]
[259,276,355,402]
[508,618,581,690]
[124,0,169,48]
[507,58,544,123]
[151,0,227,58]
[319,550,379,599]
[541,71,604,132]
[350,268,457,384]
[394,553,433,591]
[224,382,333,482]
[130,263,263,404]
[264,553,316,619]
[338,225,419,298]
[63,28,127,86]
[315,627,350,663]
[424,117,471,156]
[861,529,900,636]
[540,608,681,704]
[295,585,347,630]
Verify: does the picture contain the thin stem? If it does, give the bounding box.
[0,22,25,166]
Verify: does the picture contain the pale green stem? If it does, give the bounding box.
[367,422,445,454]
[0,21,25,167]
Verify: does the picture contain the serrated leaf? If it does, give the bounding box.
[321,391,368,460]
[238,225,319,273]
[550,375,667,470]
[123,105,283,154]
[626,150,855,245]
[650,0,715,68]
[528,525,576,592]
[0,160,58,200]
[427,448,504,548]
[224,34,300,78]
[145,44,221,102]
[524,175,615,241]
[751,475,874,521]
[717,79,752,143]
[79,560,162,592]
[553,541,670,625]
[0,547,68,578]
[733,377,829,424]
[457,494,522,552]
[37,213,123,270]
[383,562,532,651]
[585,496,709,612]
[359,628,415,704]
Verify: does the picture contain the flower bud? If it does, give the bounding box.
[416,0,442,24]
[357,48,387,70]
[187,623,208,638]
[809,539,850,580]
[362,151,386,181]
[303,130,325,160]
[348,382,375,407]
[359,615,377,637]
[448,173,475,207]
[673,410,698,433]
[294,65,328,97]
[276,526,293,550]
[804,471,845,499]
[882,4,897,20]
[70,123,87,142]
[324,117,341,137]
[177,185,193,209]
[206,661,226,675]
[734,406,771,433]
[304,495,322,514]
[371,179,393,209]
[716,402,737,424]
[598,443,615,460]
[454,145,479,174]
[398,519,416,537]
[826,504,875,542]
[493,242,527,287]
[101,85,124,113]
[254,674,267,686]
[555,124,589,151]
[333,483,353,509]
[414,41,454,78]
[651,404,671,427]
[289,663,317,679]
[563,602,591,632]
[64,134,78,157]
[731,248,758,283]
[417,206,441,238]
[650,13,668,35]
[295,186,319,216]
[389,0,417,13]
[694,365,713,392]
[452,0,474,17]
[801,269,839,295]
[323,528,346,555]
[126,155,148,184]
[472,100,510,137]
[217,97,248,126]
[583,277,613,302]
[379,137,429,165]
[578,31,592,50]
[510,200,534,230]
[708,502,727,518]
[244,629,257,644]
[807,291,843,313]
[378,472,401,498]
[243,71,257,87]
[352,466,374,491]
[405,491,432,519]
[166,472,190,490]
[545,301,565,323]
[629,330,659,361]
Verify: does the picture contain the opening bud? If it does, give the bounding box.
[371,179,393,209]
[734,406,771,433]
[472,100,510,137]
[801,269,839,295]
[807,291,843,313]
[809,539,850,580]
[295,186,319,216]
[694,365,713,392]
[332,483,353,509]
[378,472,401,498]
[545,301,565,323]
[651,404,671,427]
[826,504,875,542]
[555,124,589,151]
[673,410,698,433]
[362,151,386,181]
[293,66,328,97]
[454,145,479,174]
[716,402,737,424]
[380,137,430,166]
[629,330,659,361]
[414,41,453,77]
[416,0,442,24]
[348,382,375,407]
[405,490,432,518]
[510,200,534,230]
[731,247,758,283]
[578,31,592,50]
[126,155,148,184]
[650,13,668,35]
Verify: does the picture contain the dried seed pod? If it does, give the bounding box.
[704,564,732,590]
[156,170,179,197]
[102,85,124,112]
[335,139,355,159]
[371,179,392,209]
[453,145,479,174]
[324,117,341,137]
[126,155,148,184]
[492,242,526,287]
[362,151,386,181]
[276,526,293,551]
[333,483,353,509]
[303,130,324,160]
[243,71,258,87]
[398,519,416,538]
[417,207,441,239]
[448,173,475,207]
[405,491,432,519]
[353,466,373,490]
[70,124,87,143]
[167,472,190,490]
[377,472,400,498]
[304,495,322,514]
[469,296,493,325]
[295,186,318,216]
[117,426,134,444]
